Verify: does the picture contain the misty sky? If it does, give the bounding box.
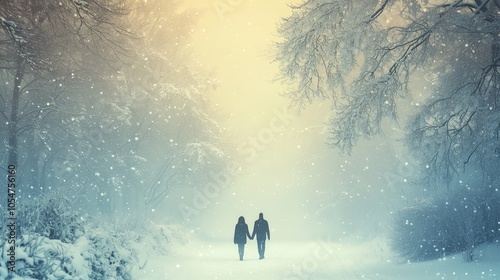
[166,1,413,242]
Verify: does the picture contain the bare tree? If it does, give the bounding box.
[0,0,231,218]
[112,0,229,214]
[0,0,129,188]
[275,0,500,186]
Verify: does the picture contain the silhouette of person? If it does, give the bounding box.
[233,216,252,261]
[251,213,270,259]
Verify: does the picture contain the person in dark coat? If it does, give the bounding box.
[234,216,252,261]
[251,212,270,259]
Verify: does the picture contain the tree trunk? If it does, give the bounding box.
[490,26,500,117]
[7,56,25,167]
[25,128,42,192]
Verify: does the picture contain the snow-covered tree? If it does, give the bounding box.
[112,0,229,213]
[1,0,231,217]
[275,0,500,187]
[0,0,130,193]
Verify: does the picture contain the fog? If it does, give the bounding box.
[160,1,411,243]
[5,1,499,278]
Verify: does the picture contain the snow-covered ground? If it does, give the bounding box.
[132,237,500,280]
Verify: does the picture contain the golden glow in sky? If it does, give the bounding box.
[182,1,298,135]
[175,1,338,239]
[174,1,402,241]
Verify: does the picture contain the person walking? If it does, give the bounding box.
[234,216,252,261]
[251,213,270,259]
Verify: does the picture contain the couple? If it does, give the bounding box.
[233,213,270,261]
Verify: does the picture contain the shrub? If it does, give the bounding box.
[17,193,85,243]
[0,235,81,279]
[0,191,183,279]
[84,227,134,280]
[0,229,139,279]
[0,191,135,279]
[391,186,500,262]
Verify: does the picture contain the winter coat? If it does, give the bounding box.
[252,218,270,240]
[234,223,251,244]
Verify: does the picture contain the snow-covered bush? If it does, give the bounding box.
[0,218,184,279]
[0,189,187,279]
[83,227,135,280]
[0,231,136,279]
[0,227,140,279]
[17,194,85,243]
[391,186,500,262]
[80,221,185,279]
[0,234,84,279]
[391,203,444,261]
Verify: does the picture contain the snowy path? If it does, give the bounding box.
[132,239,500,280]
[133,240,355,280]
